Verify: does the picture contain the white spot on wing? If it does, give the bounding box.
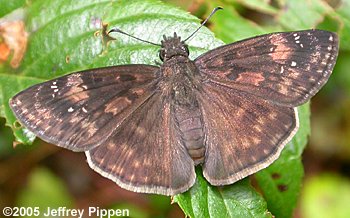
[291,61,297,67]
[82,107,88,113]
[68,107,74,112]
[263,149,269,154]
[280,66,284,74]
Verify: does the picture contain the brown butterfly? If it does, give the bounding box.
[9,8,338,195]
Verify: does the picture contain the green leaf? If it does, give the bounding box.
[210,5,269,43]
[332,0,350,50]
[0,0,26,17]
[277,0,333,30]
[209,4,284,44]
[0,118,15,157]
[0,74,41,144]
[255,157,304,218]
[173,168,272,218]
[234,0,279,15]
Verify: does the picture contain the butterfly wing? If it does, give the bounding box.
[195,30,339,107]
[10,65,158,151]
[86,91,196,196]
[197,82,298,185]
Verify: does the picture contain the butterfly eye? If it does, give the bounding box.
[184,45,189,55]
[159,49,165,61]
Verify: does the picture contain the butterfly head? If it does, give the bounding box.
[159,32,189,62]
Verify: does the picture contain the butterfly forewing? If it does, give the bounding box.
[10,65,158,151]
[86,92,196,195]
[195,30,339,107]
[198,82,298,185]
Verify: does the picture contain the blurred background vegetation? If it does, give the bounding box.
[1,0,349,217]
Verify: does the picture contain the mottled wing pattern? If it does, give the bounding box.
[10,65,158,151]
[195,30,339,107]
[197,82,298,185]
[86,92,196,196]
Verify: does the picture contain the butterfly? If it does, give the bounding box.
[9,12,338,195]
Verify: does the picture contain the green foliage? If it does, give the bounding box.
[0,0,348,217]
[300,174,350,218]
[277,0,333,30]
[0,0,26,17]
[0,118,15,157]
[333,0,350,50]
[16,167,74,216]
[174,168,272,218]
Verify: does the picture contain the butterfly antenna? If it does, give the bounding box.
[108,28,161,46]
[183,7,223,42]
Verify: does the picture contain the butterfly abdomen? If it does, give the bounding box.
[174,105,205,165]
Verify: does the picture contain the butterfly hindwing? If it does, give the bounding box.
[195,30,339,107]
[86,92,196,196]
[10,65,158,151]
[198,82,298,185]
